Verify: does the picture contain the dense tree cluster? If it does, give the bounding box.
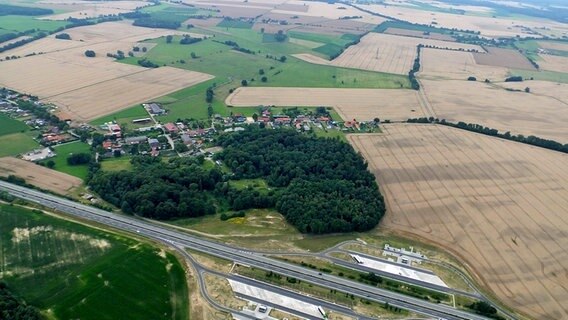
[67,153,91,165]
[408,45,422,90]
[0,4,52,16]
[54,33,71,40]
[133,18,180,29]
[179,35,202,45]
[216,127,385,234]
[137,58,159,68]
[0,282,43,320]
[16,100,67,130]
[467,301,504,320]
[89,157,223,219]
[84,50,95,57]
[505,76,523,82]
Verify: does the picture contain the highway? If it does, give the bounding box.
[0,180,495,320]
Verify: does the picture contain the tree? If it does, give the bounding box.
[259,68,265,75]
[525,87,530,93]
[190,52,197,59]
[373,117,380,123]
[467,76,477,81]
[142,47,147,52]
[166,35,173,43]
[275,30,287,42]
[84,50,96,57]
[241,79,248,86]
[261,76,267,82]
[46,159,55,168]
[206,87,214,103]
[113,150,122,157]
[260,27,265,33]
[252,113,258,122]
[279,55,287,62]
[55,33,71,40]
[67,153,91,165]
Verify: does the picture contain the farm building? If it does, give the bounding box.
[163,123,178,133]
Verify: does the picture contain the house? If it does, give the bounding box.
[147,103,165,115]
[107,123,121,137]
[125,136,148,145]
[102,140,113,150]
[180,134,192,145]
[163,123,178,133]
[148,138,160,149]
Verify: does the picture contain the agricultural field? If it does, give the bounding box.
[383,27,455,41]
[0,113,28,136]
[348,124,568,320]
[473,47,536,70]
[358,3,568,38]
[420,48,510,81]
[0,22,213,122]
[226,87,424,121]
[295,33,482,75]
[271,0,387,25]
[0,203,189,320]
[421,79,568,142]
[0,15,67,33]
[38,0,150,20]
[0,157,82,194]
[0,132,39,157]
[537,54,568,74]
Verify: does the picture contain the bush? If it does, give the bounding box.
[467,76,477,81]
[505,76,523,82]
[55,33,71,40]
[84,50,96,57]
[67,153,91,165]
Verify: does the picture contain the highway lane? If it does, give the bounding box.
[0,181,494,320]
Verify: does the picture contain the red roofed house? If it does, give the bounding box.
[164,123,179,133]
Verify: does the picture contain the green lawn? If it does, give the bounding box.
[50,141,91,180]
[0,15,67,33]
[0,132,39,157]
[100,157,133,172]
[217,19,253,29]
[510,69,568,84]
[91,104,149,126]
[0,113,29,136]
[140,3,199,24]
[0,204,189,320]
[113,30,407,122]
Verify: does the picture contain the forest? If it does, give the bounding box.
[0,282,43,320]
[217,127,385,233]
[89,128,385,234]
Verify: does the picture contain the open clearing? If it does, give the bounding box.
[226,87,424,121]
[420,48,510,81]
[421,79,568,142]
[473,47,535,70]
[0,22,213,121]
[0,157,82,194]
[349,124,568,320]
[295,33,482,75]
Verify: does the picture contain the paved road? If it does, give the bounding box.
[0,181,495,320]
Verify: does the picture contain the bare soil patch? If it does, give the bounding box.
[226,87,424,121]
[473,47,535,70]
[421,79,568,142]
[0,157,82,194]
[348,124,568,320]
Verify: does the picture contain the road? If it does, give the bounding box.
[0,180,496,320]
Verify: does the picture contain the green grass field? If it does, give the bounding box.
[50,141,91,180]
[510,69,568,84]
[0,113,28,136]
[140,3,198,24]
[100,157,133,171]
[0,204,188,320]
[0,15,67,33]
[111,29,408,122]
[217,19,253,29]
[0,132,39,157]
[91,104,149,126]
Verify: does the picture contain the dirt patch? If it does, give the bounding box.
[0,157,82,194]
[226,87,424,121]
[473,47,535,70]
[295,33,482,75]
[421,79,568,142]
[204,273,247,309]
[348,124,568,320]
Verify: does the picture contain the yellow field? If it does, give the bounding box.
[420,48,509,81]
[0,157,82,194]
[537,54,568,73]
[421,79,568,142]
[38,0,149,20]
[0,22,213,121]
[226,87,425,121]
[349,124,568,320]
[295,33,482,75]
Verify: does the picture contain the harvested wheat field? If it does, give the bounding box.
[226,87,424,121]
[500,80,568,103]
[420,48,509,81]
[271,0,387,25]
[38,0,149,20]
[537,54,568,74]
[538,41,568,52]
[0,22,213,121]
[421,79,568,142]
[473,47,535,70]
[0,157,82,194]
[348,124,568,320]
[295,33,482,75]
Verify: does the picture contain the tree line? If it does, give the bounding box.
[0,3,52,16]
[408,45,422,90]
[216,127,385,234]
[0,281,43,320]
